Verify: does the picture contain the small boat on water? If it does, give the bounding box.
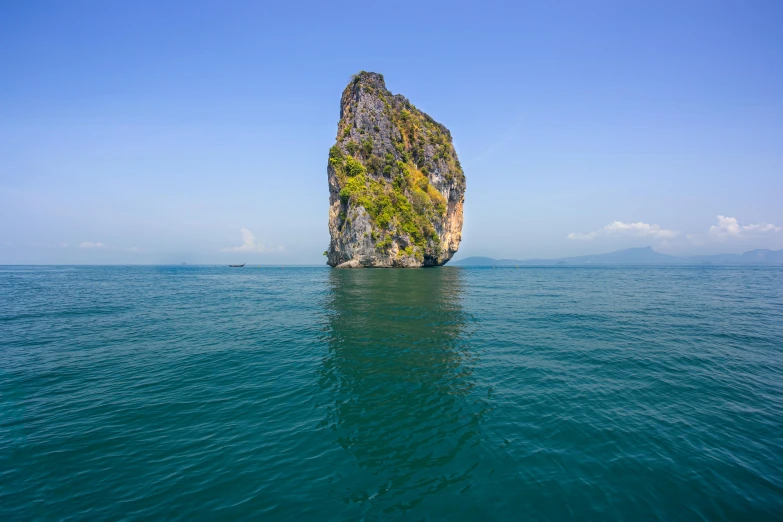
[229,263,245,268]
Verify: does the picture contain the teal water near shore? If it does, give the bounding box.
[1,265,782,520]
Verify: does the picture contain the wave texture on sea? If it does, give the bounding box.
[1,265,782,520]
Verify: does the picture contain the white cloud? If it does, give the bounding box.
[73,242,144,252]
[568,221,679,241]
[708,215,781,241]
[567,230,599,241]
[79,241,105,249]
[222,228,281,253]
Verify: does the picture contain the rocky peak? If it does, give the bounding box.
[326,71,466,268]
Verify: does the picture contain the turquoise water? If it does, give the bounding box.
[1,265,782,520]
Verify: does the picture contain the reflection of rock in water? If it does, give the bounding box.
[319,268,490,515]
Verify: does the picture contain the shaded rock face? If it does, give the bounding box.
[326,72,466,268]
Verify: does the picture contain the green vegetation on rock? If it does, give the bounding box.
[327,71,465,267]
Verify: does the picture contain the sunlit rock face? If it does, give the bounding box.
[326,72,465,268]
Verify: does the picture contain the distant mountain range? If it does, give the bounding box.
[451,247,783,266]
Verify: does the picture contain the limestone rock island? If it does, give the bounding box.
[326,72,466,268]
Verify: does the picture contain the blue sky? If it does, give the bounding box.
[1,0,782,264]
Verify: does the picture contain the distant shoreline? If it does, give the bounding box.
[452,246,783,267]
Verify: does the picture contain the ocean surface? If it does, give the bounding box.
[1,265,782,520]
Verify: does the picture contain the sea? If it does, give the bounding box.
[1,265,782,520]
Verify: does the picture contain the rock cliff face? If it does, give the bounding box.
[326,72,466,268]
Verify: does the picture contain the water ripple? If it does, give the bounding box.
[1,265,782,519]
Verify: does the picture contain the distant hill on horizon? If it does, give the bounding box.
[451,247,783,266]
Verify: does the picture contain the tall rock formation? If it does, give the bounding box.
[326,72,466,268]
